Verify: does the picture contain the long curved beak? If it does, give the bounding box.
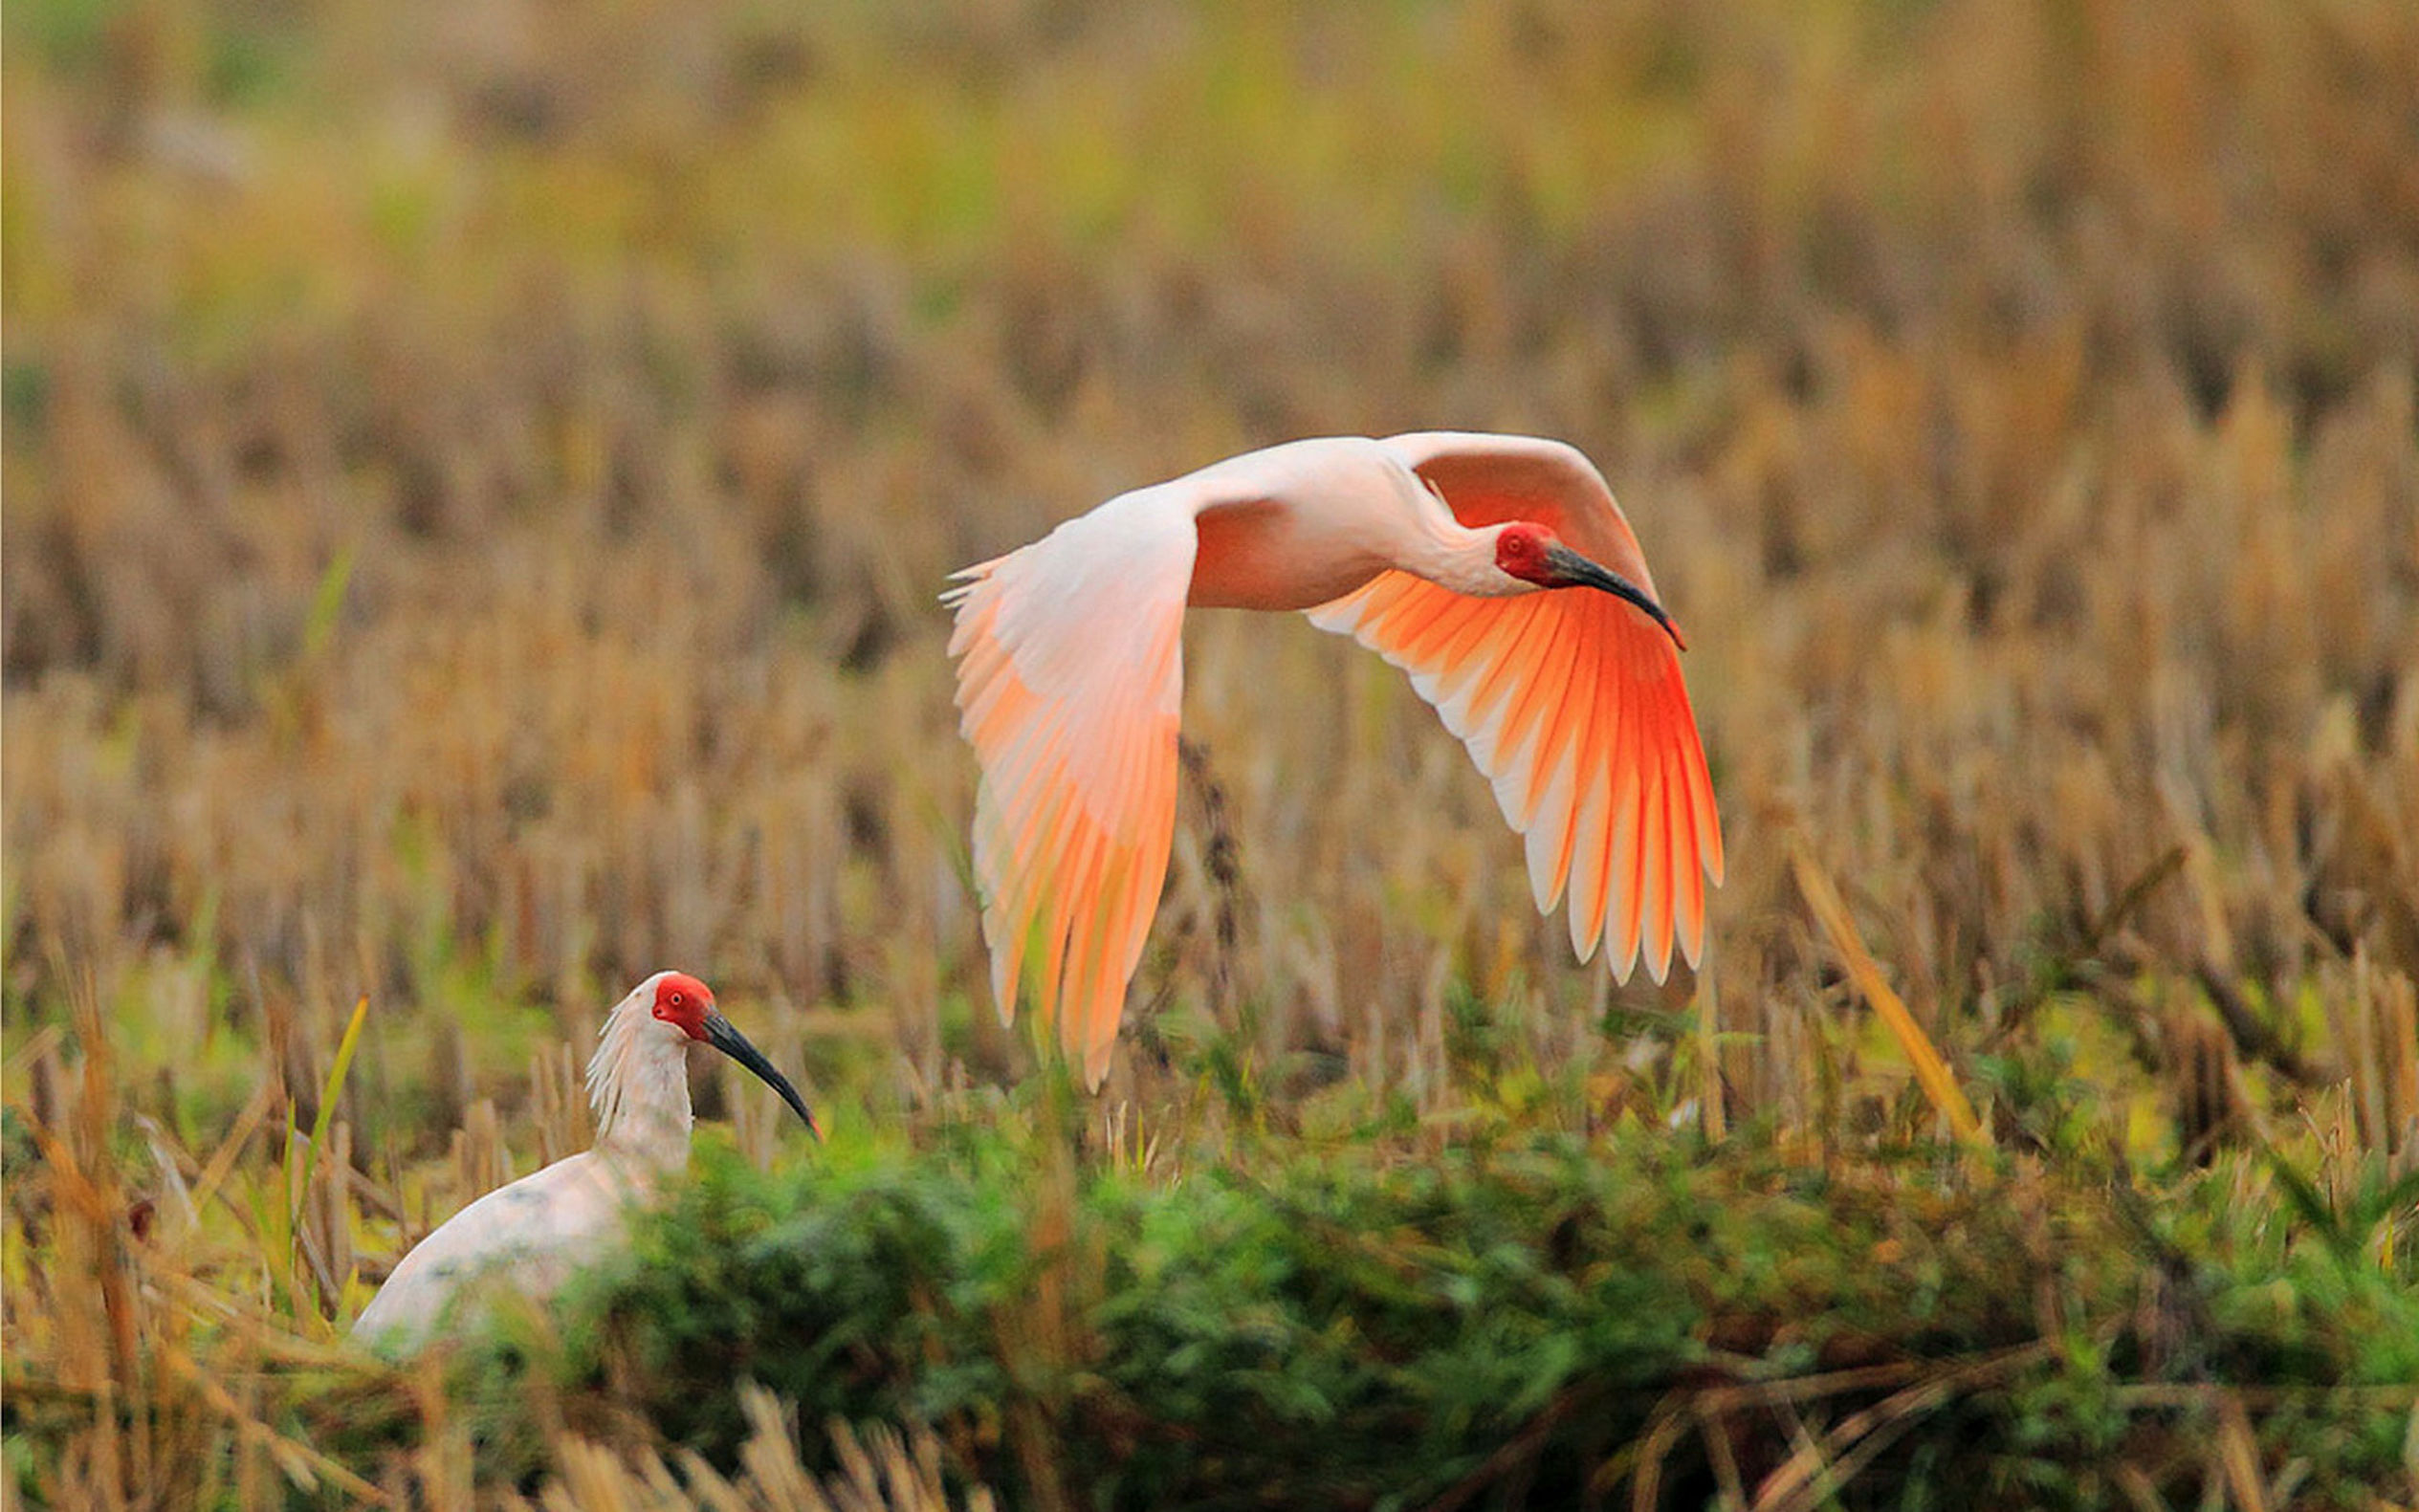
[1542,541,1686,650]
[702,1009,823,1141]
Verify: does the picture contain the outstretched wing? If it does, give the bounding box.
[1308,433,1724,980]
[945,493,1196,1087]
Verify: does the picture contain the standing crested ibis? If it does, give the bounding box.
[947,432,1724,1088]
[351,971,817,1350]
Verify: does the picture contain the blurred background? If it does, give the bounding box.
[8,0,2419,1502]
[6,0,2416,1253]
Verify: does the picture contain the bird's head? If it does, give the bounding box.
[1492,522,1685,649]
[649,971,824,1140]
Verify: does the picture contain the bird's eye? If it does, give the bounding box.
[669,991,685,1007]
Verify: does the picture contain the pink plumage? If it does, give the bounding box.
[947,432,1724,1089]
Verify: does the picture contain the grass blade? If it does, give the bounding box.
[1792,847,1985,1149]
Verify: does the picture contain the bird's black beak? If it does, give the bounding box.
[702,1009,823,1141]
[1542,541,1686,650]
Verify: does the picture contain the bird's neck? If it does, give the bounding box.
[1403,517,1525,599]
[585,998,694,1174]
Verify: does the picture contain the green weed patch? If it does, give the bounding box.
[425,1120,2416,1507]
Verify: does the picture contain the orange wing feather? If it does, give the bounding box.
[945,498,1195,1087]
[1311,574,1721,977]
[1310,435,1723,978]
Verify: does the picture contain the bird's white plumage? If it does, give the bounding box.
[347,1147,645,1348]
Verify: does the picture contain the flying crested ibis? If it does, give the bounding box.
[947,432,1724,1088]
[351,971,817,1350]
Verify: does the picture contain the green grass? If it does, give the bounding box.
[539,1113,2411,1508]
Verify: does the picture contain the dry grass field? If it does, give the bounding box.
[5,0,2417,1505]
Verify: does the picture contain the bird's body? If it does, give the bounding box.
[347,1146,649,1348]
[1182,438,1443,608]
[948,432,1725,1088]
[352,972,816,1351]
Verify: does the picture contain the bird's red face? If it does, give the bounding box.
[1492,521,1685,647]
[1493,523,1558,586]
[651,972,715,1041]
[646,970,823,1138]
